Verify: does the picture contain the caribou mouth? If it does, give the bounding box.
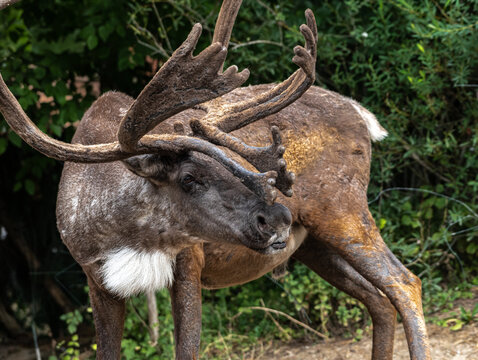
[247,230,289,254]
[270,240,287,250]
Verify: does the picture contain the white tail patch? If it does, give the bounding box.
[100,247,175,298]
[350,101,388,142]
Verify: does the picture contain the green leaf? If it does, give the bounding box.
[7,131,22,148]
[466,242,478,255]
[67,323,77,334]
[402,201,412,211]
[24,179,35,196]
[424,207,433,219]
[0,138,7,155]
[401,215,412,226]
[450,319,464,331]
[13,182,22,192]
[81,24,95,39]
[50,123,63,137]
[98,24,113,42]
[87,34,98,50]
[434,197,447,209]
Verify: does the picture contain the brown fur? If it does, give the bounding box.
[57,84,430,359]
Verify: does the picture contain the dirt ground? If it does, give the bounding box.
[261,290,478,360]
[261,320,478,360]
[1,291,477,359]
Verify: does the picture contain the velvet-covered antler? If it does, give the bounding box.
[190,9,317,199]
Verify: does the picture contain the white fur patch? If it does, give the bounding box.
[350,102,388,142]
[100,247,175,298]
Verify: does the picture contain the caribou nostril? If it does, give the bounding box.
[256,214,267,232]
[257,215,266,225]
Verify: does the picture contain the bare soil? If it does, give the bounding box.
[261,290,478,360]
[261,321,477,360]
[1,290,477,359]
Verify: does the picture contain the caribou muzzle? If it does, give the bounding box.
[247,203,292,254]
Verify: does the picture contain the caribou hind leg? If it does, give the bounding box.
[293,238,397,360]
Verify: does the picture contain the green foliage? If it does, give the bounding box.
[435,302,478,332]
[1,0,477,358]
[52,334,81,360]
[49,309,88,360]
[121,292,175,359]
[60,309,83,335]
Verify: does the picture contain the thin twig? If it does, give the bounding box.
[230,40,286,51]
[265,274,312,325]
[130,18,170,58]
[152,2,173,53]
[146,291,159,346]
[259,299,291,340]
[368,187,478,218]
[136,38,168,58]
[218,333,232,360]
[31,323,41,360]
[129,300,151,334]
[244,306,328,339]
[256,0,276,16]
[164,0,210,29]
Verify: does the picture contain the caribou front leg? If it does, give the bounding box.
[293,238,397,360]
[169,245,204,360]
[86,275,126,360]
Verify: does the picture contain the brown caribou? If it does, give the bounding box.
[0,0,431,359]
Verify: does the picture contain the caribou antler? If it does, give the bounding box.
[191,9,318,198]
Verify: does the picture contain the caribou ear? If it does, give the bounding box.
[122,154,180,180]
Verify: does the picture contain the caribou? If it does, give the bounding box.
[0,0,431,359]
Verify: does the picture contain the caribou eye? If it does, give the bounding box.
[182,174,196,185]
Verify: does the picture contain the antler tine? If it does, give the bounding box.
[207,9,317,133]
[191,9,318,197]
[212,0,243,69]
[0,0,21,11]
